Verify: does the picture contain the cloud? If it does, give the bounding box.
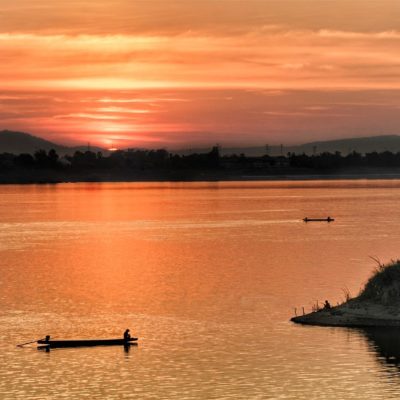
[317,29,400,40]
[2,1,400,36]
[1,28,400,92]
[3,88,400,148]
[1,1,400,146]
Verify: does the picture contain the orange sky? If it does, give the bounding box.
[1,0,400,148]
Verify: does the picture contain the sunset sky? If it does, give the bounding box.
[1,0,400,148]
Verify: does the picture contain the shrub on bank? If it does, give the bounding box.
[359,260,400,305]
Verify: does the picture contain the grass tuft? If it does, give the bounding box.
[341,286,352,302]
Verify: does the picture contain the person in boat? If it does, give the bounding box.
[45,335,50,342]
[324,300,331,310]
[123,329,131,342]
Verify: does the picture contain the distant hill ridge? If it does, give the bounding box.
[0,130,69,154]
[1,129,400,156]
[177,135,400,156]
[0,130,104,155]
[298,135,400,156]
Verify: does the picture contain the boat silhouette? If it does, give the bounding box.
[303,217,334,222]
[37,337,138,348]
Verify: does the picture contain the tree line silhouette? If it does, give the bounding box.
[1,147,400,181]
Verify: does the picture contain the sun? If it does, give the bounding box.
[104,138,119,151]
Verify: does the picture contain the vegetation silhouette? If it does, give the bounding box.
[2,146,400,183]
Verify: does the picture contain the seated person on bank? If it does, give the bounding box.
[324,300,331,310]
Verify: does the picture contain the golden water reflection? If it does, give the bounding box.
[1,181,400,398]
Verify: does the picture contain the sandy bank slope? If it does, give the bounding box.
[291,300,400,327]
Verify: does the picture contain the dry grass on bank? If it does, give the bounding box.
[358,260,400,305]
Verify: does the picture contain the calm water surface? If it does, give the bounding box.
[1,180,400,399]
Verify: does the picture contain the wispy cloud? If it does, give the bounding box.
[1,29,400,91]
[2,0,400,146]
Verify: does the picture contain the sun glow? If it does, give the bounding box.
[2,1,400,147]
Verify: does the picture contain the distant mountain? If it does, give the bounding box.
[295,135,400,156]
[0,130,105,155]
[1,130,400,157]
[175,135,400,156]
[0,130,69,154]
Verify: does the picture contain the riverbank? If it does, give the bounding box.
[292,260,400,327]
[291,300,400,327]
[3,167,400,184]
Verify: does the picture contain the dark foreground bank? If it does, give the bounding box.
[3,168,400,184]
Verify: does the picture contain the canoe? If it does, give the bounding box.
[303,217,334,222]
[37,338,138,348]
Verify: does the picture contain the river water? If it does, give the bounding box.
[1,180,400,399]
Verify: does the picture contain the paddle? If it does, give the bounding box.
[16,337,46,347]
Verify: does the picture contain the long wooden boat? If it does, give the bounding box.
[37,338,138,348]
[303,217,334,222]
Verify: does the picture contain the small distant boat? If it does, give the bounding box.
[303,217,334,223]
[37,338,138,348]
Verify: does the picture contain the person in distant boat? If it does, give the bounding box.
[45,335,50,342]
[123,329,131,342]
[324,300,331,310]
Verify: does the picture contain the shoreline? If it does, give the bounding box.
[3,170,400,184]
[292,261,400,328]
[291,300,400,328]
